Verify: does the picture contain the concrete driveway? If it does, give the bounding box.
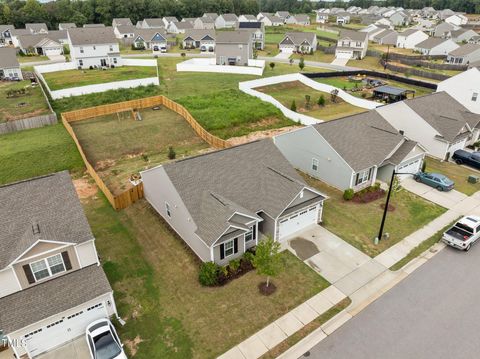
[36,337,90,359]
[401,177,467,209]
[274,51,292,60]
[330,57,349,66]
[46,54,66,62]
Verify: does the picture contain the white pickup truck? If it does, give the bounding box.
[442,216,480,251]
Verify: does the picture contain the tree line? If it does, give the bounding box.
[0,0,316,29]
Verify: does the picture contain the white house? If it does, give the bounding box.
[132,29,168,52]
[113,25,135,39]
[372,29,398,45]
[162,16,178,28]
[447,44,480,65]
[285,14,311,26]
[193,17,215,30]
[437,68,480,114]
[0,47,23,80]
[336,14,351,25]
[167,21,193,34]
[389,11,410,27]
[259,14,283,27]
[415,37,459,56]
[396,29,428,49]
[68,27,122,69]
[316,13,329,24]
[336,29,368,59]
[215,14,238,29]
[141,18,165,29]
[449,28,479,43]
[279,32,317,54]
[238,15,257,22]
[445,14,468,26]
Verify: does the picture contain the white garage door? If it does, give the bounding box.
[278,205,319,241]
[280,46,294,53]
[397,158,422,179]
[23,302,107,357]
[44,47,62,56]
[335,51,352,59]
[448,139,467,157]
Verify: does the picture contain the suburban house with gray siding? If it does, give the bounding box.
[182,29,215,51]
[279,32,317,54]
[377,92,480,160]
[274,111,426,192]
[0,47,23,80]
[141,140,326,265]
[0,171,118,358]
[215,30,252,66]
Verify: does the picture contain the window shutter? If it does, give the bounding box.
[355,173,359,185]
[234,238,238,253]
[220,244,225,260]
[62,251,72,271]
[23,264,35,284]
[368,168,373,180]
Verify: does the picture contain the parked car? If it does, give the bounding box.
[86,319,127,359]
[442,215,480,251]
[452,150,480,170]
[413,172,454,191]
[160,46,167,53]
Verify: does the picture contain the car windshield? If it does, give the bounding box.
[94,332,121,359]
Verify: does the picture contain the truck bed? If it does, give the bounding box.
[445,227,472,241]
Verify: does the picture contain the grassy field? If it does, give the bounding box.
[71,107,209,194]
[301,173,447,257]
[256,81,367,121]
[0,81,51,122]
[425,157,480,196]
[291,51,336,63]
[177,89,295,139]
[265,25,339,45]
[0,124,84,185]
[86,196,329,359]
[43,66,158,90]
[17,55,49,63]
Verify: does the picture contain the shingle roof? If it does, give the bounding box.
[404,92,479,142]
[339,29,368,42]
[183,29,215,41]
[171,21,193,30]
[59,23,76,30]
[415,37,450,49]
[238,22,262,29]
[382,140,418,166]
[240,15,257,21]
[115,25,136,34]
[134,28,167,42]
[0,24,14,33]
[399,28,421,37]
[0,171,94,269]
[313,111,406,171]
[282,31,316,46]
[216,30,251,44]
[150,140,323,246]
[220,13,239,22]
[0,265,111,333]
[112,18,132,26]
[293,14,310,22]
[0,47,19,69]
[68,27,117,45]
[25,23,48,32]
[449,43,480,56]
[143,18,165,27]
[83,24,105,28]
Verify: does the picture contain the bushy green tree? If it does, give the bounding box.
[251,237,282,288]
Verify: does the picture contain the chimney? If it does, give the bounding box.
[32,222,41,235]
[399,130,405,135]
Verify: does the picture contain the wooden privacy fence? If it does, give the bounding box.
[62,95,229,210]
[0,113,57,134]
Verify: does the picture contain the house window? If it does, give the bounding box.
[79,59,83,66]
[224,240,235,257]
[245,224,257,242]
[472,92,478,102]
[312,158,319,171]
[355,168,372,186]
[80,47,84,53]
[109,45,113,51]
[165,202,171,217]
[30,253,66,282]
[356,42,362,47]
[93,45,96,50]
[113,58,117,64]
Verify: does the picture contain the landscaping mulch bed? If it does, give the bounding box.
[380,203,396,212]
[352,188,385,203]
[217,258,255,286]
[258,281,277,296]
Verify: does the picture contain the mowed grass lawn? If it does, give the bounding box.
[71,107,209,194]
[43,66,158,90]
[86,196,329,359]
[301,173,446,257]
[256,81,367,121]
[425,157,480,196]
[0,81,51,122]
[0,123,84,185]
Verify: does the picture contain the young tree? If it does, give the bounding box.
[305,94,311,109]
[252,237,282,288]
[269,62,275,70]
[290,100,297,112]
[318,94,325,106]
[289,58,294,66]
[298,57,305,71]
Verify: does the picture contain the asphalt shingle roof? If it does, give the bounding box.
[216,30,251,44]
[282,31,316,46]
[0,47,19,69]
[416,37,450,49]
[183,29,215,41]
[68,27,117,45]
[0,171,94,269]
[449,43,480,56]
[339,29,368,42]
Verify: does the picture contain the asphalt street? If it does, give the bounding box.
[304,244,480,359]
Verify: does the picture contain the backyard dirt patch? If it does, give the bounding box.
[228,125,302,146]
[73,178,98,199]
[124,335,144,356]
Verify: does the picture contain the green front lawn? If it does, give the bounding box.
[301,173,447,257]
[255,81,367,121]
[0,81,51,122]
[425,157,480,196]
[17,55,49,63]
[43,66,158,90]
[86,196,329,359]
[291,51,336,63]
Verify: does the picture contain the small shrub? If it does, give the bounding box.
[243,251,255,264]
[343,188,354,201]
[318,95,325,106]
[220,265,228,276]
[229,259,241,273]
[181,52,186,57]
[198,262,219,286]
[299,57,305,71]
[168,146,176,160]
[305,94,311,109]
[290,100,297,112]
[269,62,275,70]
[361,92,367,98]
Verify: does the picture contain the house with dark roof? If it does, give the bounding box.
[237,21,265,50]
[335,29,368,59]
[279,32,317,54]
[377,92,480,159]
[215,14,239,29]
[141,140,325,264]
[68,27,121,69]
[182,29,215,51]
[0,47,22,80]
[0,171,117,358]
[215,30,252,65]
[274,111,426,192]
[132,29,168,52]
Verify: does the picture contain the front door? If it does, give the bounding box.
[100,59,107,67]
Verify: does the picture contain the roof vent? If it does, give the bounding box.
[32,223,41,235]
[399,130,405,135]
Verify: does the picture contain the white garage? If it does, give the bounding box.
[278,204,320,240]
[280,45,294,53]
[447,138,468,158]
[335,50,353,59]
[396,157,423,179]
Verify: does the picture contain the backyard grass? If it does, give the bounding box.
[301,173,447,257]
[43,66,158,90]
[85,195,330,359]
[71,107,209,195]
[0,81,51,122]
[265,25,339,45]
[256,43,280,57]
[17,55,49,63]
[0,123,84,185]
[291,51,336,63]
[425,157,480,196]
[256,81,367,121]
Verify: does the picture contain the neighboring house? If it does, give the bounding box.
[335,29,368,59]
[390,11,410,27]
[182,18,198,26]
[415,37,459,55]
[259,14,283,27]
[58,23,76,31]
[0,171,118,359]
[237,22,265,50]
[215,14,238,29]
[274,111,426,192]
[433,21,458,37]
[447,44,480,65]
[360,14,382,26]
[275,11,291,23]
[182,29,215,51]
[438,8,456,20]
[448,28,478,43]
[141,140,326,264]
[372,29,398,45]
[0,24,15,45]
[360,24,388,41]
[437,68,480,114]
[469,35,480,45]
[215,30,252,66]
[336,14,351,25]
[112,18,132,28]
[162,16,178,28]
[0,47,23,80]
[203,13,219,21]
[132,29,168,52]
[83,24,105,28]
[316,13,329,24]
[167,21,193,34]
[396,29,429,48]
[238,15,257,22]
[375,17,393,28]
[141,18,166,29]
[113,25,136,40]
[17,34,64,56]
[377,92,480,159]
[193,17,215,30]
[25,23,48,34]
[279,32,317,54]
[445,14,468,26]
[286,14,310,26]
[68,27,122,69]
